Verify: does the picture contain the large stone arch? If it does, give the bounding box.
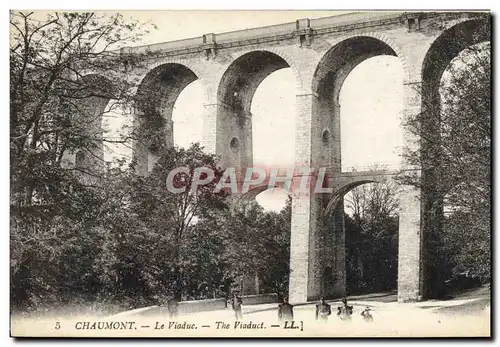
[136,57,212,104]
[238,185,271,202]
[79,73,117,98]
[133,61,206,175]
[76,73,115,143]
[418,16,491,148]
[238,184,291,203]
[227,47,303,93]
[215,49,299,170]
[73,74,117,125]
[322,177,398,298]
[324,179,384,217]
[291,35,409,302]
[419,17,491,127]
[135,63,200,120]
[309,35,408,173]
[59,73,115,171]
[312,32,411,92]
[417,16,491,133]
[422,17,490,91]
[418,16,490,299]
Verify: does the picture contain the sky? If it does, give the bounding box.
[101,11,405,212]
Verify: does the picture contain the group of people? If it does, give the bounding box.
[317,297,373,322]
[170,291,373,324]
[278,296,373,323]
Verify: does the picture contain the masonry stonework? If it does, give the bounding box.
[117,11,490,303]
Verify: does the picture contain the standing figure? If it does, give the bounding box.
[315,297,332,322]
[167,296,179,319]
[361,306,373,322]
[278,296,294,323]
[231,291,243,320]
[337,298,353,321]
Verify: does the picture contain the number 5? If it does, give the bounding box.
[55,322,60,330]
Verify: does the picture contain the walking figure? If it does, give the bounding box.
[230,291,243,320]
[315,297,332,322]
[361,306,373,322]
[278,296,294,323]
[167,296,179,319]
[337,298,353,321]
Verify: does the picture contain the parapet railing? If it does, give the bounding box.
[216,21,297,43]
[131,36,202,54]
[114,11,486,57]
[310,11,402,29]
[116,11,416,56]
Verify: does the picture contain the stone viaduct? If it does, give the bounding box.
[79,11,490,303]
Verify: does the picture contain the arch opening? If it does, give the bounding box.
[136,63,198,119]
[218,51,290,113]
[171,79,205,149]
[311,36,404,173]
[313,37,397,99]
[75,150,86,168]
[325,180,379,216]
[255,187,290,212]
[134,63,202,173]
[422,18,490,90]
[342,182,400,295]
[233,187,292,296]
[339,56,404,171]
[238,186,290,211]
[102,98,137,168]
[322,129,331,145]
[251,69,296,169]
[60,74,113,172]
[419,17,491,297]
[419,18,491,173]
[324,181,400,297]
[230,137,240,152]
[216,51,294,171]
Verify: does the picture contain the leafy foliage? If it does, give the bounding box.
[344,182,399,294]
[400,40,491,294]
[220,197,291,295]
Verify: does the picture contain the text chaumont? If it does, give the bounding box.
[75,321,136,330]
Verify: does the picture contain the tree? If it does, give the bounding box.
[221,201,272,285]
[344,180,399,294]
[260,197,292,296]
[127,144,228,300]
[400,40,491,292]
[9,11,298,312]
[72,143,230,307]
[219,196,291,296]
[10,11,156,311]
